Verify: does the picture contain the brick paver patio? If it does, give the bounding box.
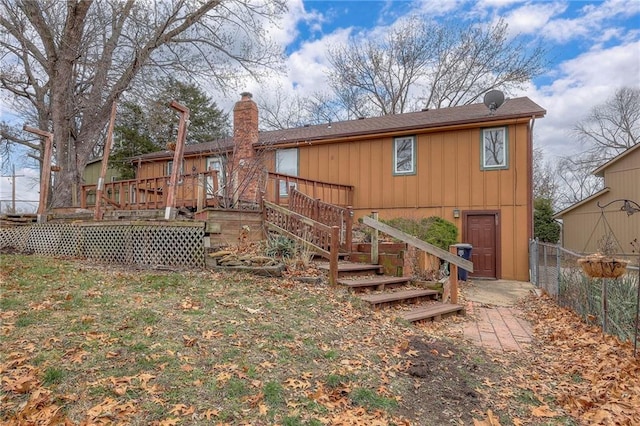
[463,301,533,352]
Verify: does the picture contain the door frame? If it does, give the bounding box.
[462,210,501,279]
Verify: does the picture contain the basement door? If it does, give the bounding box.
[464,212,499,279]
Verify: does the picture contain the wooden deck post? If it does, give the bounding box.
[80,188,87,209]
[371,211,379,265]
[165,101,189,220]
[449,245,459,304]
[196,173,206,211]
[329,225,339,287]
[23,125,53,223]
[94,101,117,221]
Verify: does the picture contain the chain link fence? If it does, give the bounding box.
[1,221,205,269]
[530,239,640,348]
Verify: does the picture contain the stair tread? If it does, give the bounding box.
[401,303,465,322]
[337,276,409,287]
[360,289,438,304]
[317,263,382,272]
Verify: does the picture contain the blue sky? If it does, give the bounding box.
[240,0,639,159]
[1,0,639,212]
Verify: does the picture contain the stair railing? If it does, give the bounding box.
[288,188,353,252]
[262,199,339,286]
[362,214,474,304]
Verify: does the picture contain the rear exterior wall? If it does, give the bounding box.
[294,122,531,281]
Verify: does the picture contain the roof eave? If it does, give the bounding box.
[553,187,611,219]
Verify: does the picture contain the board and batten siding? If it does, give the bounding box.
[560,148,640,257]
[294,122,531,281]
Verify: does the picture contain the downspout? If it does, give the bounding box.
[527,115,536,242]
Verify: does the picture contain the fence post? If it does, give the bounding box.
[329,226,339,287]
[556,244,561,296]
[602,278,608,333]
[543,244,548,292]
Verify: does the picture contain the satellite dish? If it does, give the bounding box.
[483,90,505,113]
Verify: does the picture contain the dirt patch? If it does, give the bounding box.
[0,246,33,255]
[397,337,502,424]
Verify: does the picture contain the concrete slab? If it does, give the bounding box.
[463,279,535,307]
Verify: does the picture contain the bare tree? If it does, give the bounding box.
[532,147,558,204]
[257,88,347,130]
[553,87,640,209]
[326,17,546,116]
[554,154,603,210]
[573,86,639,164]
[0,0,286,207]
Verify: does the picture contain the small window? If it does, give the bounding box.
[166,160,185,176]
[275,148,298,195]
[393,136,416,175]
[481,127,508,170]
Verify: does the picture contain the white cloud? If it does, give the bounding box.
[525,40,640,159]
[541,0,640,44]
[501,2,567,36]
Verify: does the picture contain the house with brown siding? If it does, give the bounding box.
[131,93,546,281]
[554,144,640,258]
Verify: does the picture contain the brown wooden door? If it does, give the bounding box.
[466,214,497,278]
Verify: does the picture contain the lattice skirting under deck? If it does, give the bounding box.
[0,222,205,269]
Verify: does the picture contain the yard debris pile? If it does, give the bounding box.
[207,242,323,279]
[208,249,280,267]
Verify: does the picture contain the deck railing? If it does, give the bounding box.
[262,199,339,286]
[81,170,219,211]
[288,188,352,252]
[266,172,354,207]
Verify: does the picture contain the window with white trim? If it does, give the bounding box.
[481,127,508,170]
[206,156,225,196]
[275,148,298,195]
[166,160,185,176]
[393,136,416,175]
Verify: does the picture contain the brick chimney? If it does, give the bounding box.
[231,92,261,204]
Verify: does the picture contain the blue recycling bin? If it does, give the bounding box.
[454,243,472,281]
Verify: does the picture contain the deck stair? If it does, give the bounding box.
[337,276,410,292]
[360,288,438,309]
[317,262,384,278]
[400,303,465,322]
[323,258,464,322]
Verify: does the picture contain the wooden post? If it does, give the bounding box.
[165,101,190,220]
[23,125,53,223]
[94,101,117,220]
[371,211,379,265]
[345,206,353,252]
[80,187,87,209]
[275,177,281,205]
[449,245,459,304]
[329,225,339,286]
[314,198,320,221]
[196,173,206,211]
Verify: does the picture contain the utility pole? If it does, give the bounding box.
[0,165,24,214]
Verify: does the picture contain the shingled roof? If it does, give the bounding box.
[134,96,545,161]
[256,96,545,147]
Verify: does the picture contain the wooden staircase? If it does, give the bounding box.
[318,261,465,323]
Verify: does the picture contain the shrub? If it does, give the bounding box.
[382,216,458,251]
